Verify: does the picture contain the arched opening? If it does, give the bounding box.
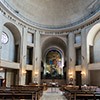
[87,23,100,86]
[0,22,21,87]
[1,26,15,62]
[87,23,100,64]
[93,30,100,63]
[1,22,21,62]
[41,36,67,84]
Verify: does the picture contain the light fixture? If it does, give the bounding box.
[22,70,26,74]
[0,68,4,71]
[34,71,38,76]
[69,72,73,78]
[81,71,86,76]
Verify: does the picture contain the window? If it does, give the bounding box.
[89,45,94,63]
[75,47,81,65]
[26,46,33,64]
[1,32,9,44]
[27,33,34,43]
[75,33,81,44]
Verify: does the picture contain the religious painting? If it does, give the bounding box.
[44,49,63,79]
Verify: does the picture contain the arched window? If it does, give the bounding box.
[1,26,15,61]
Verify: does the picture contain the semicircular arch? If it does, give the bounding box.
[4,22,21,44]
[87,23,100,63]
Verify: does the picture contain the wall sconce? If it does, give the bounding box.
[0,68,4,71]
[34,71,38,77]
[81,71,86,76]
[22,70,26,74]
[69,72,74,85]
[69,72,73,78]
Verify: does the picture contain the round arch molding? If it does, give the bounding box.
[41,36,67,59]
[41,36,67,79]
[4,22,21,44]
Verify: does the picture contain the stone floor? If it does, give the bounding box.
[40,87,67,100]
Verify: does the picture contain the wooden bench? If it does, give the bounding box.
[0,85,44,100]
[60,85,98,100]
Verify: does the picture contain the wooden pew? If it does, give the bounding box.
[60,85,98,100]
[0,89,36,100]
[0,85,44,100]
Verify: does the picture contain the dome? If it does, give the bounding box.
[5,0,100,28]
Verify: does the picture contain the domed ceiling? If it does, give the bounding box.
[6,0,100,28]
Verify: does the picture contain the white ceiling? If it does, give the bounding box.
[6,0,99,27]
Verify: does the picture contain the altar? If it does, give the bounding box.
[41,79,66,86]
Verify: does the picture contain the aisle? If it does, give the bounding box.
[40,88,67,100]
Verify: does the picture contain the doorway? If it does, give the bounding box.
[75,71,82,86]
[26,71,32,85]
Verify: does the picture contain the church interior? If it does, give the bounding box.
[0,0,100,99]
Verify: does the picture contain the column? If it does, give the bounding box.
[81,28,89,85]
[68,32,75,85]
[32,30,41,84]
[19,27,27,85]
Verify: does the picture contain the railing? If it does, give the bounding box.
[0,0,100,30]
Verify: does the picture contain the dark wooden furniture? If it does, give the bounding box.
[60,85,99,100]
[0,85,44,100]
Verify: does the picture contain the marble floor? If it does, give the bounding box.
[40,88,67,100]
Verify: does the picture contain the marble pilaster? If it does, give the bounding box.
[81,28,89,85]
[19,27,27,85]
[68,32,75,84]
[32,30,41,84]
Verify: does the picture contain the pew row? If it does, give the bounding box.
[0,85,44,100]
[60,85,100,100]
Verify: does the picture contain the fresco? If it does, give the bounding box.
[44,49,63,79]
